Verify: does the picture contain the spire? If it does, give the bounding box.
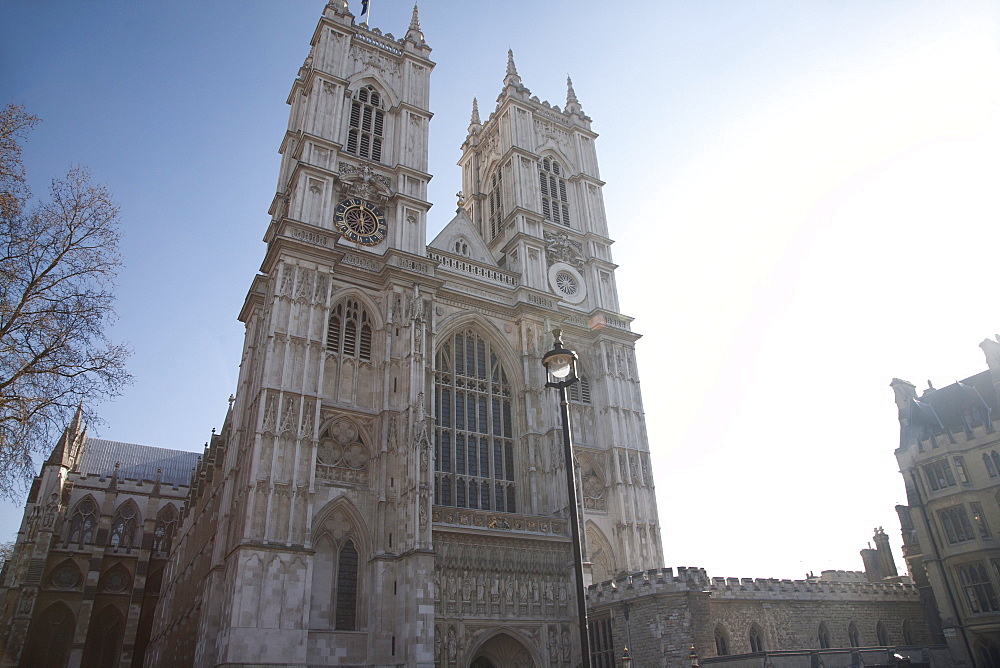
[504,49,522,87]
[467,97,482,137]
[471,97,481,125]
[565,75,584,116]
[405,3,425,43]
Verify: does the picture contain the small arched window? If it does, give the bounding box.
[538,157,570,226]
[152,504,179,556]
[327,298,373,361]
[818,622,831,649]
[749,624,765,653]
[902,619,914,645]
[876,620,890,646]
[848,621,861,647]
[715,626,729,656]
[67,497,98,548]
[335,539,359,630]
[108,501,139,553]
[454,238,470,257]
[346,85,385,162]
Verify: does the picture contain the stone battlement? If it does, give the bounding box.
[586,567,919,604]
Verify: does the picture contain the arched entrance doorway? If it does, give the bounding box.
[469,631,536,667]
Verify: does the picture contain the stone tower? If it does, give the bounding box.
[148,3,662,667]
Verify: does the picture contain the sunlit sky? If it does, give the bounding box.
[3,0,999,580]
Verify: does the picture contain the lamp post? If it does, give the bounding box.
[542,328,591,668]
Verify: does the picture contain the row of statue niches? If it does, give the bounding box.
[435,570,571,615]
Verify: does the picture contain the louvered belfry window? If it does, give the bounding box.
[488,170,504,239]
[539,157,570,226]
[346,85,385,163]
[434,330,516,513]
[327,299,372,361]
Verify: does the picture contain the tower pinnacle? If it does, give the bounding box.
[406,3,424,43]
[504,49,522,87]
[566,75,584,115]
[470,97,481,125]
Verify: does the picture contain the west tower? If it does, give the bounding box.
[148,3,662,666]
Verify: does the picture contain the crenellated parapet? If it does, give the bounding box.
[586,567,921,605]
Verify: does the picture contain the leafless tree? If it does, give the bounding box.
[0,104,132,497]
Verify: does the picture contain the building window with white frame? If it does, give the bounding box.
[346,85,385,162]
[959,561,1000,613]
[939,505,976,544]
[538,157,570,226]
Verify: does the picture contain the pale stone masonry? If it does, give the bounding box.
[147,2,662,666]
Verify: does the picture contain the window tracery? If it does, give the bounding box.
[818,622,831,649]
[327,298,373,362]
[152,504,178,556]
[749,624,765,653]
[108,501,139,553]
[316,418,370,485]
[848,621,861,647]
[434,329,516,512]
[67,497,98,548]
[539,157,570,226]
[346,85,384,162]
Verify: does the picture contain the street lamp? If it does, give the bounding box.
[542,328,591,668]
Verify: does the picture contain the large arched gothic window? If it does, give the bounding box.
[327,298,373,361]
[346,85,384,162]
[310,506,366,632]
[434,329,516,512]
[152,504,179,556]
[749,624,765,653]
[82,605,123,667]
[108,501,139,553]
[67,496,98,548]
[24,602,74,666]
[539,157,570,226]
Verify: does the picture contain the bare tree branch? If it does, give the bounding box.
[0,104,132,498]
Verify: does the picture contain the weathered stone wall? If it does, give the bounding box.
[587,568,939,667]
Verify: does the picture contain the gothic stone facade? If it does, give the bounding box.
[0,409,198,667]
[146,3,661,667]
[893,337,1000,666]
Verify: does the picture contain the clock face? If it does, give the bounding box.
[334,198,387,246]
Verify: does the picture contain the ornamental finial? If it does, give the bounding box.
[507,49,518,77]
[409,3,421,31]
[567,75,578,104]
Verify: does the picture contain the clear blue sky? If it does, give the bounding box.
[3,0,1000,579]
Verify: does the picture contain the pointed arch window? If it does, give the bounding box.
[82,605,123,667]
[875,620,890,646]
[327,298,373,362]
[108,501,139,553]
[67,497,98,548]
[434,329,516,512]
[346,85,385,162]
[749,624,765,653]
[152,504,179,556]
[24,603,74,666]
[902,619,914,645]
[539,157,570,226]
[715,625,730,656]
[488,169,504,239]
[848,621,861,647]
[818,623,831,649]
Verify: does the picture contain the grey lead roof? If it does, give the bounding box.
[77,439,200,487]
